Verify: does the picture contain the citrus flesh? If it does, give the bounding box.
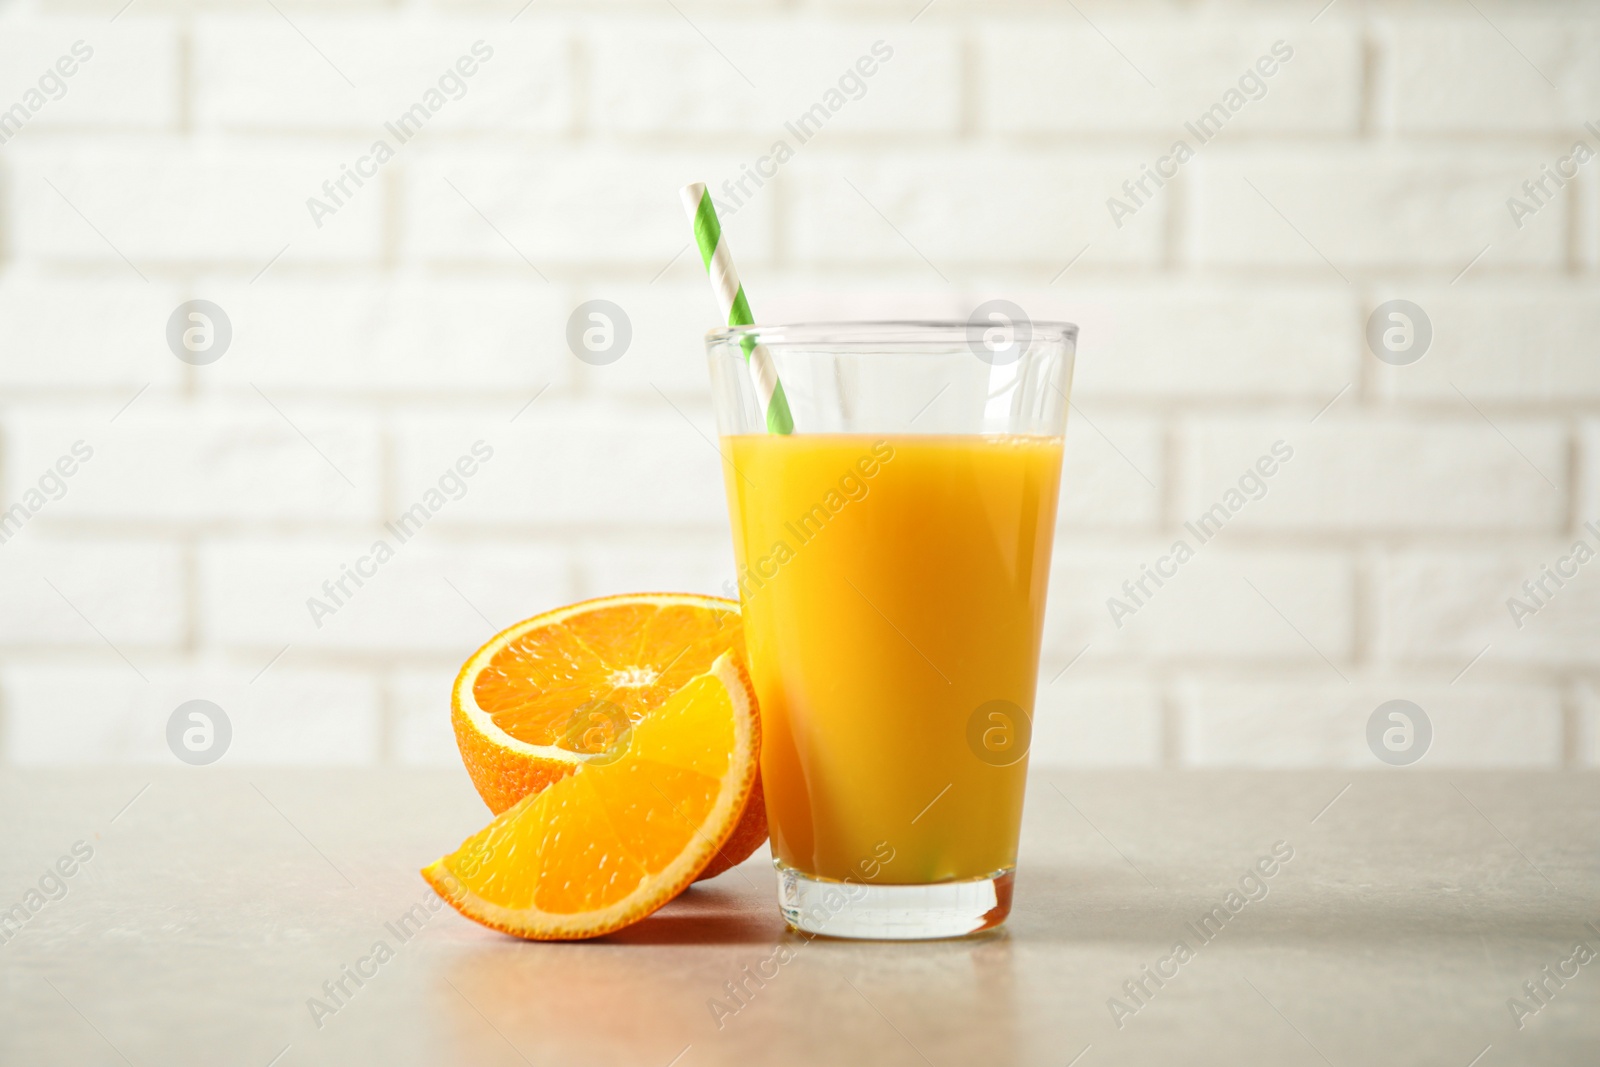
[449,592,766,880]
[424,652,760,940]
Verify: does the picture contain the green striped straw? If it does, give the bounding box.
[680,182,794,435]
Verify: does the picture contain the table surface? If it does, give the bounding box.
[2,769,1597,1066]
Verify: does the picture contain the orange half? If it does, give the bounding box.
[424,652,760,940]
[449,592,766,881]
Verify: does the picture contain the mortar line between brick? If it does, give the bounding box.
[177,16,194,137]
[1561,682,1579,769]
[1160,679,1183,769]
[957,24,976,140]
[376,672,395,768]
[1357,20,1379,140]
[1164,166,1187,271]
[1352,540,1374,671]
[0,656,8,765]
[1563,168,1579,275]
[1564,422,1579,536]
[570,31,590,140]
[772,164,790,271]
[184,535,199,656]
[379,420,396,530]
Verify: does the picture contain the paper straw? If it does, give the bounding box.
[680,182,794,435]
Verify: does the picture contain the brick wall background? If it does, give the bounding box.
[0,0,1595,769]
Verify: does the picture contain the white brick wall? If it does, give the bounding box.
[198,277,567,395]
[404,148,778,267]
[1055,413,1163,530]
[0,540,185,649]
[1043,546,1354,665]
[199,539,571,654]
[1180,417,1568,534]
[1375,283,1600,401]
[2,664,381,764]
[1063,285,1358,401]
[1376,547,1600,667]
[0,273,181,391]
[1191,148,1563,270]
[8,403,383,521]
[1032,675,1163,767]
[0,1,1594,770]
[789,151,1167,267]
[0,23,178,130]
[589,21,959,135]
[193,20,576,134]
[978,21,1362,134]
[1384,19,1600,134]
[1180,680,1565,767]
[391,405,727,527]
[10,140,386,265]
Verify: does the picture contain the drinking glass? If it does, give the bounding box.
[707,319,1075,939]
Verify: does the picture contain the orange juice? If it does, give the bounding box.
[722,433,1063,883]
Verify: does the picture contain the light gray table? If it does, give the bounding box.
[2,769,1596,1066]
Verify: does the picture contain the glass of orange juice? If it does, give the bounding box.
[707,318,1074,939]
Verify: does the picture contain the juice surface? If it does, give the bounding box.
[723,433,1063,883]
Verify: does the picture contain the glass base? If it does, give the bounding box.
[777,864,1014,940]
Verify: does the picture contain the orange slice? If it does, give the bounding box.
[449,592,766,881]
[423,651,760,940]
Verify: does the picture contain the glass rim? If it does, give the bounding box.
[707,319,1079,346]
